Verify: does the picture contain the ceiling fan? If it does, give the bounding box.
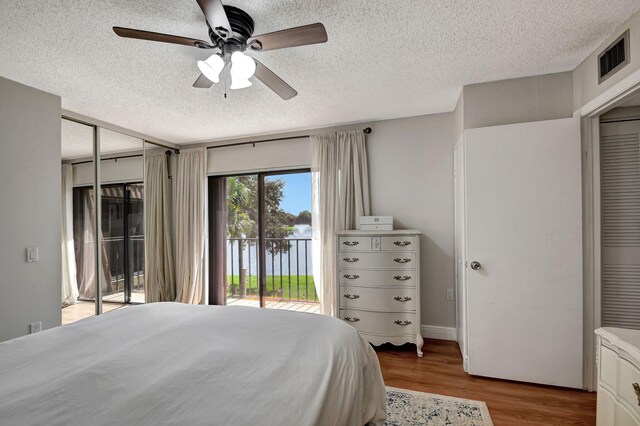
[113,0,328,100]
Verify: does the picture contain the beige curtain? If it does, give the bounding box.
[61,164,78,307]
[175,148,208,304]
[77,188,111,300]
[144,152,176,302]
[311,130,370,316]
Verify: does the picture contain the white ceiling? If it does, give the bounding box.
[62,119,143,160]
[2,1,639,144]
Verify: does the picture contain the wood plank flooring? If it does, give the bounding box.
[227,297,320,313]
[376,340,596,425]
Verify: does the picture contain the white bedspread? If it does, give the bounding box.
[0,303,386,426]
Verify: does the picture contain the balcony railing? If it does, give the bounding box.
[227,237,317,304]
[102,235,145,296]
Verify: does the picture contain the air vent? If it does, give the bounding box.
[599,30,630,84]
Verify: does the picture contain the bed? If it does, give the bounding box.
[0,302,387,425]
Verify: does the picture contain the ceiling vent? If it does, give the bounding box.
[598,30,630,84]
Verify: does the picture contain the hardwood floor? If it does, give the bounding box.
[376,340,596,426]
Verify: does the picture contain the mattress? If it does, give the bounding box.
[0,302,387,425]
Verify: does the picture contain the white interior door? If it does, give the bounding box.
[465,118,583,388]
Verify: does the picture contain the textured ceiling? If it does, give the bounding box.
[62,119,143,160]
[2,1,639,144]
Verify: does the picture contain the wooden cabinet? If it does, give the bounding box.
[595,328,640,425]
[336,230,423,356]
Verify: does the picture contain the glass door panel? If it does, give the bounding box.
[225,175,259,308]
[263,172,316,310]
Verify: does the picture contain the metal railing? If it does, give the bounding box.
[102,235,145,296]
[227,237,317,303]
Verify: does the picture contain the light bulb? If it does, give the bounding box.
[197,54,224,83]
[230,78,252,90]
[230,51,256,90]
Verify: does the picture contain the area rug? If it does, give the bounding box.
[385,387,493,426]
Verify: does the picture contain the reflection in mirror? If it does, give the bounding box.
[61,118,96,324]
[144,141,176,303]
[98,128,145,306]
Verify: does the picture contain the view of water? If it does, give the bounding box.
[226,225,313,276]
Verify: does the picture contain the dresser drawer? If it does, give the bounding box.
[339,252,416,269]
[618,358,640,419]
[339,309,416,336]
[338,269,417,287]
[338,236,373,251]
[601,345,619,391]
[340,286,417,312]
[381,236,417,251]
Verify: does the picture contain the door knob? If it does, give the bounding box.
[470,261,481,270]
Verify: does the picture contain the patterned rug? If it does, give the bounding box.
[385,387,493,426]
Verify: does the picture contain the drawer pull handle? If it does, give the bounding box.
[344,316,360,323]
[342,241,360,246]
[393,258,412,264]
[633,383,640,406]
[394,320,412,326]
[343,294,360,300]
[393,241,412,247]
[343,257,360,263]
[393,296,412,302]
[343,274,360,280]
[393,275,412,281]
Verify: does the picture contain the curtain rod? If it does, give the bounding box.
[206,127,372,150]
[70,150,173,166]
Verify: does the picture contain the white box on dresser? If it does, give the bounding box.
[336,229,423,357]
[595,328,640,426]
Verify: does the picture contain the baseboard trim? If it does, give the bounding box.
[420,325,457,341]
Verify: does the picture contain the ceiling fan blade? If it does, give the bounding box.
[196,0,232,40]
[253,59,297,100]
[248,23,327,52]
[193,73,214,88]
[113,27,214,49]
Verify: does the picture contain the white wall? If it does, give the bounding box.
[573,9,640,111]
[207,137,309,175]
[0,77,62,342]
[463,72,574,129]
[72,156,144,186]
[367,114,457,328]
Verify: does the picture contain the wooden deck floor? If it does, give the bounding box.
[376,340,596,426]
[62,301,127,325]
[227,297,320,314]
[62,298,319,325]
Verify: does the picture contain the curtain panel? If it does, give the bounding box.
[175,148,208,304]
[144,152,176,302]
[61,164,79,307]
[311,130,370,316]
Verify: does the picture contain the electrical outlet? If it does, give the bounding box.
[446,289,455,301]
[29,322,41,334]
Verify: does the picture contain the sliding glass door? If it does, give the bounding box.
[209,170,316,311]
[73,183,145,304]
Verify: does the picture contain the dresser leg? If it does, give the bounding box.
[416,333,424,357]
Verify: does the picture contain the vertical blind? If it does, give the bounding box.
[601,124,640,329]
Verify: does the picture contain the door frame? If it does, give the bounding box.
[578,68,640,391]
[208,168,312,308]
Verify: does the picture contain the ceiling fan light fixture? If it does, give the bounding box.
[230,78,253,90]
[197,54,225,83]
[231,51,256,77]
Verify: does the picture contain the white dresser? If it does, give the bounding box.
[336,230,423,356]
[595,328,640,426]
